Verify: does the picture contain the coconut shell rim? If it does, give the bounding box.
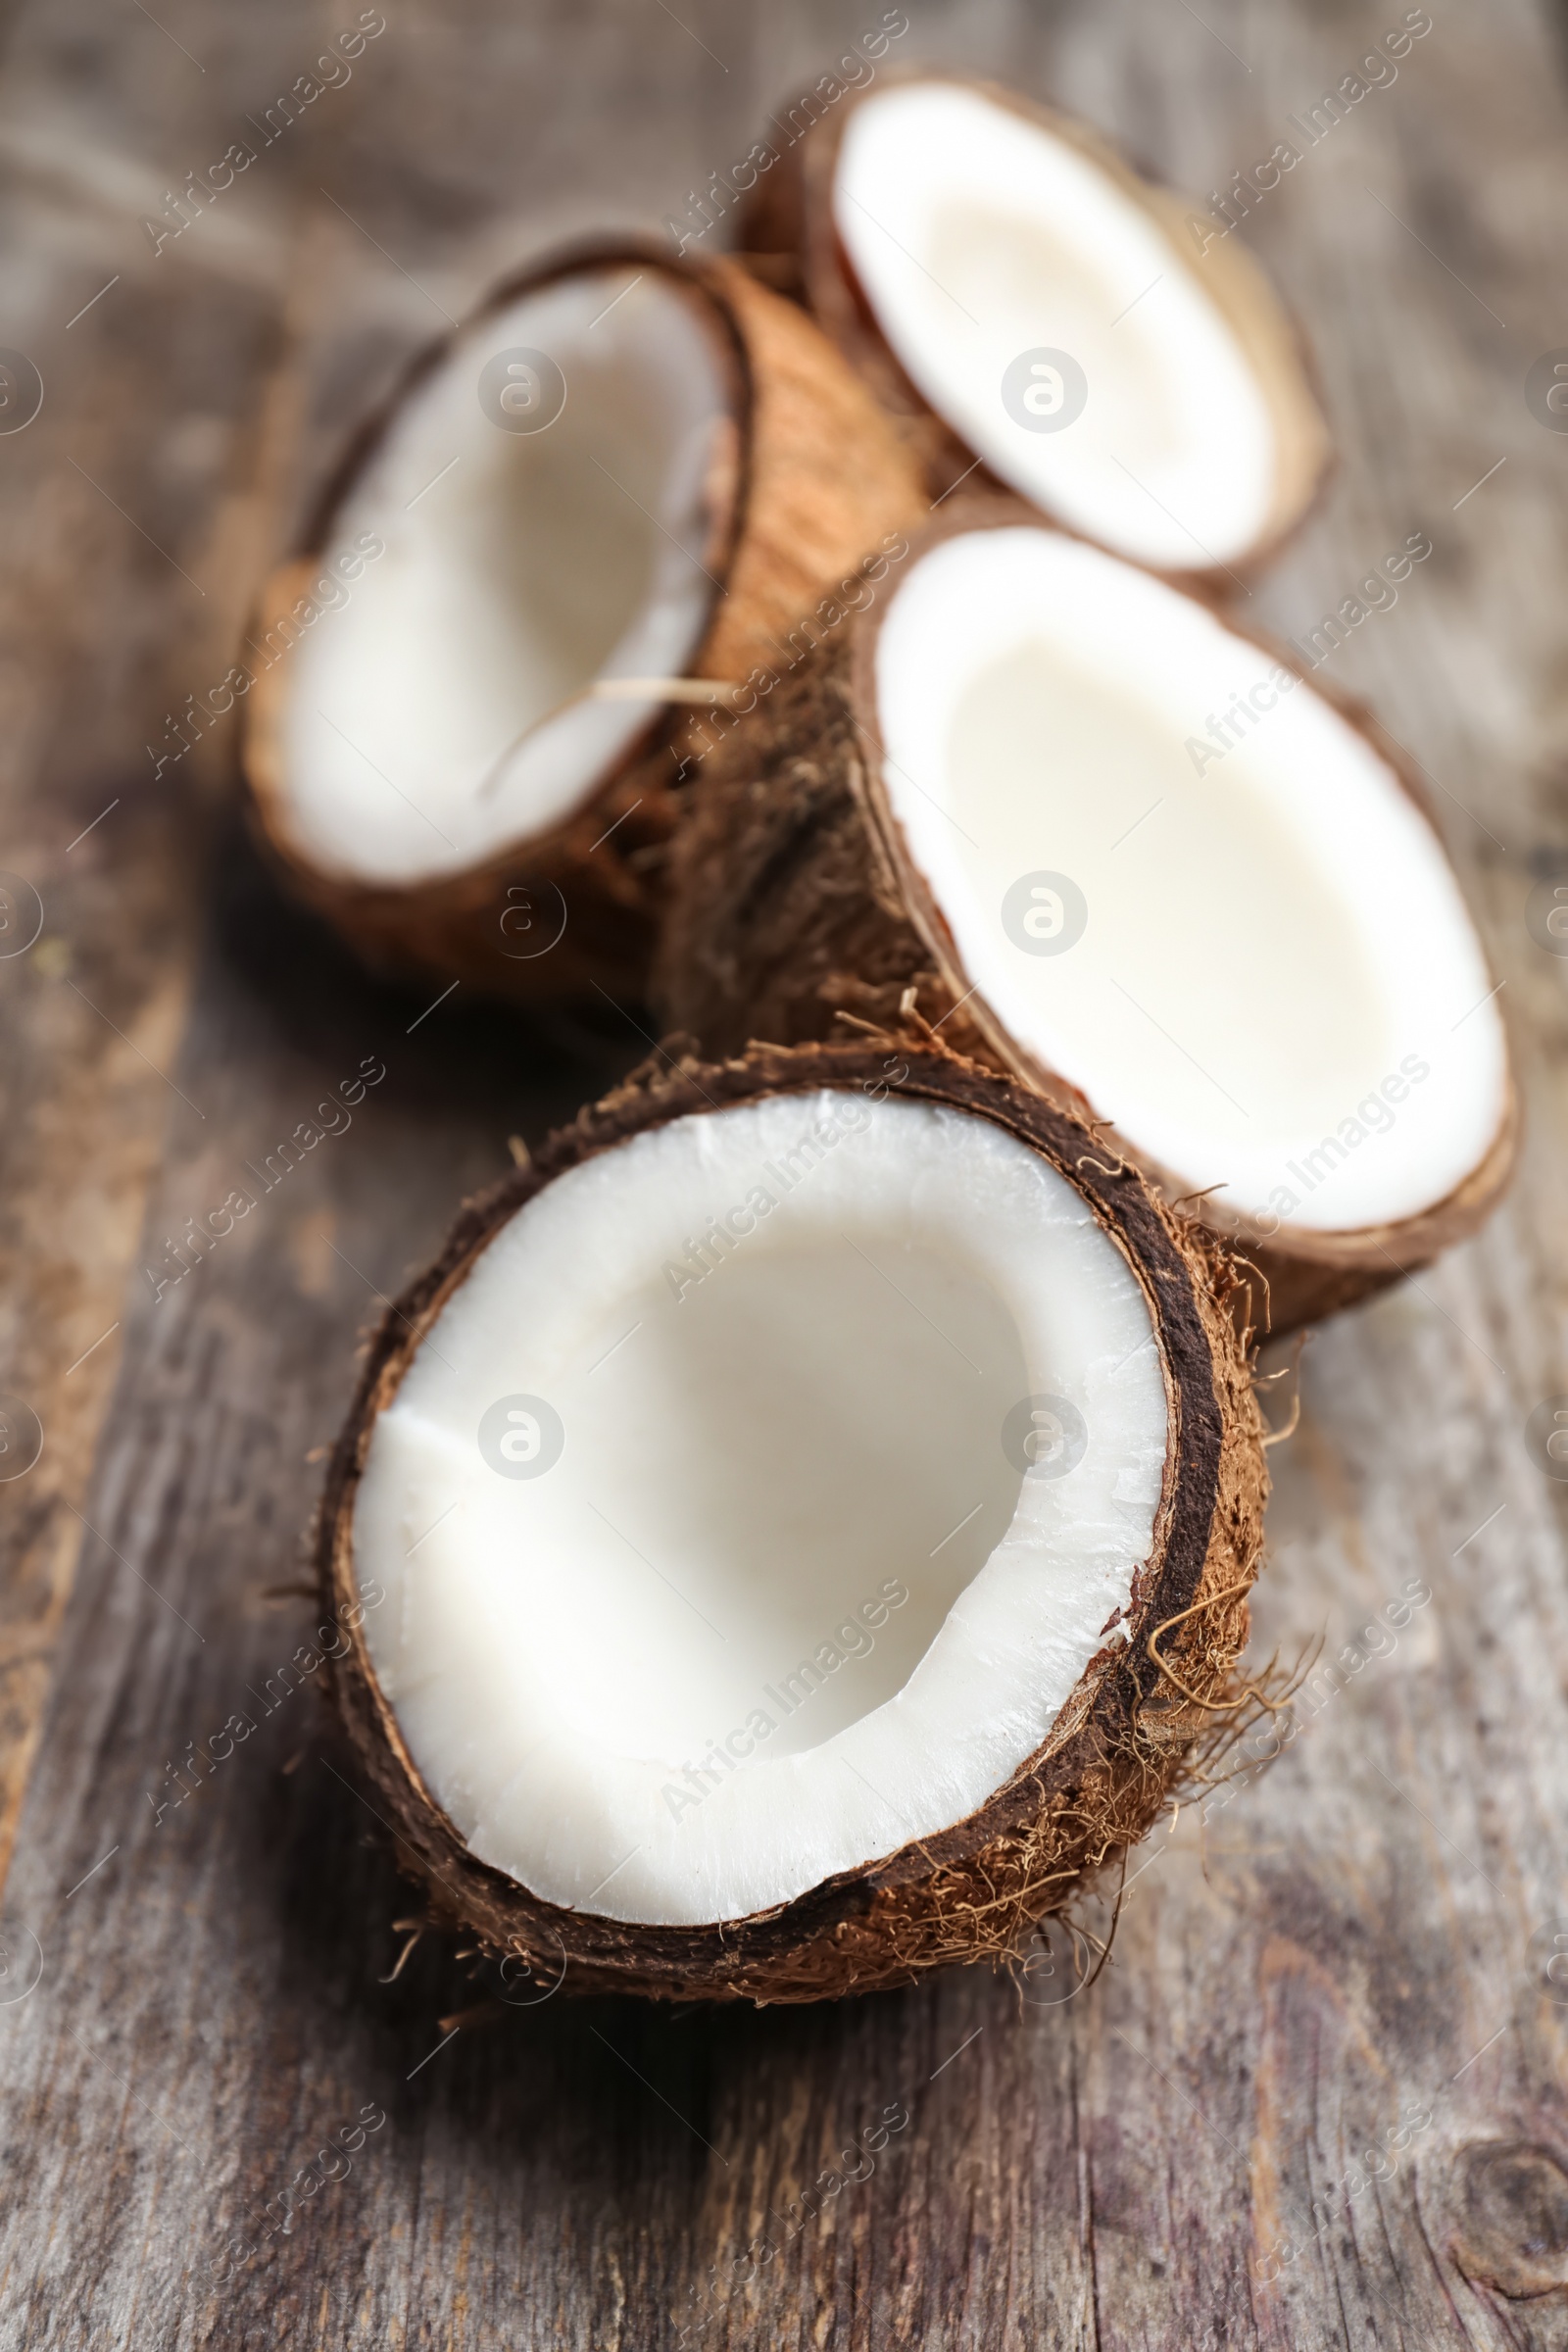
[240,236,757,907]
[751,65,1336,590]
[317,1038,1260,1998]
[838,492,1519,1296]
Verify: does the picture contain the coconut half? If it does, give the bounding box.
[657,510,1516,1334]
[242,244,925,1004]
[742,74,1330,581]
[320,1041,1266,2002]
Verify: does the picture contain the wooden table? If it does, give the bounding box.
[2,0,1566,2342]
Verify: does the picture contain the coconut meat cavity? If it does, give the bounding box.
[873,527,1509,1234]
[832,80,1279,567]
[273,264,734,888]
[353,1089,1168,1927]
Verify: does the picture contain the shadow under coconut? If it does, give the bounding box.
[271,1733,961,2228]
[204,804,646,1151]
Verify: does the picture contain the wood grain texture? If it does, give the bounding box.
[2,0,1568,2345]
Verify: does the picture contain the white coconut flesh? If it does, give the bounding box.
[271,266,734,888]
[874,528,1509,1235]
[831,80,1280,569]
[354,1090,1169,1927]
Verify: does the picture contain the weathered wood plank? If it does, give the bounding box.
[2,0,1568,2344]
[0,188,278,1891]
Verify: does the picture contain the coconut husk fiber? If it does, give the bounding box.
[242,240,927,1007]
[318,1037,1268,2004]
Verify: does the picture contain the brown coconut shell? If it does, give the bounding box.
[318,1038,1268,2005]
[739,71,1333,590]
[241,239,927,1006]
[653,500,1519,1339]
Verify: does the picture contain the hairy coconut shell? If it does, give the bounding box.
[653,500,1519,1338]
[739,71,1332,589]
[241,239,927,1006]
[318,1037,1267,2004]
